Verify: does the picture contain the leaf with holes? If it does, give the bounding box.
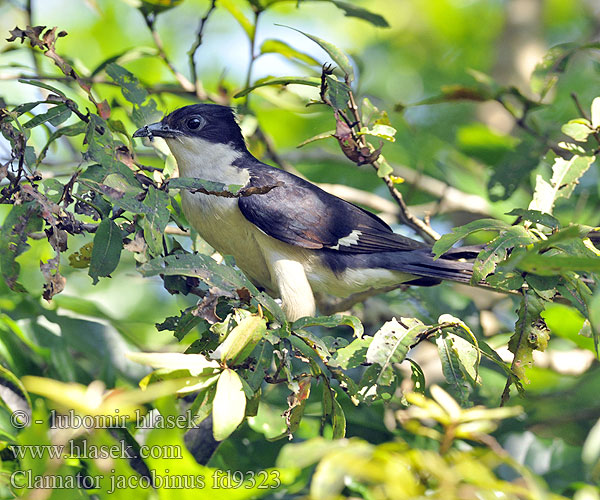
[366,318,427,386]
[472,226,534,283]
[329,337,372,369]
[530,155,594,215]
[141,186,170,257]
[508,293,548,383]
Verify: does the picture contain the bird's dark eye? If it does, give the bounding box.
[186,117,203,130]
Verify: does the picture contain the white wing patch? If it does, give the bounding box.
[330,229,362,250]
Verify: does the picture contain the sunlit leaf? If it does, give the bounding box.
[279,25,354,81]
[562,119,593,142]
[505,209,560,229]
[329,337,371,369]
[214,313,267,365]
[219,0,255,39]
[234,76,321,98]
[212,368,246,440]
[126,351,220,376]
[260,38,319,65]
[366,318,427,386]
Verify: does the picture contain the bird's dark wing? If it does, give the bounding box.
[237,166,428,254]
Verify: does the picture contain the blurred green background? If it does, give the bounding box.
[1,0,600,497]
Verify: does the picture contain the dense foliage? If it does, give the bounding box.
[0,0,599,499]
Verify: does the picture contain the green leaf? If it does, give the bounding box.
[105,63,148,106]
[167,177,243,196]
[472,226,534,283]
[279,25,354,81]
[365,317,427,386]
[292,329,332,362]
[246,340,273,390]
[37,121,87,166]
[0,203,43,291]
[589,289,600,356]
[329,337,372,369]
[105,63,160,126]
[139,253,286,323]
[507,292,547,383]
[234,76,321,98]
[407,358,425,394]
[505,209,560,229]
[530,155,595,214]
[562,119,593,142]
[325,74,351,109]
[331,395,346,438]
[297,129,335,148]
[218,0,255,39]
[89,218,124,285]
[140,0,183,15]
[323,0,389,27]
[23,104,71,129]
[516,254,600,275]
[141,186,170,256]
[260,39,320,65]
[215,314,267,365]
[432,219,510,258]
[291,314,364,338]
[212,368,246,440]
[531,42,600,98]
[358,124,397,142]
[18,79,67,97]
[436,334,472,406]
[0,365,31,419]
[12,100,46,116]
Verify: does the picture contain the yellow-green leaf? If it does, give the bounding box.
[212,368,246,440]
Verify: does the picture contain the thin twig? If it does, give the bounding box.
[187,0,217,98]
[242,9,261,104]
[346,88,440,242]
[144,15,195,93]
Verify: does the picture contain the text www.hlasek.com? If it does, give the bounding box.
[9,441,182,460]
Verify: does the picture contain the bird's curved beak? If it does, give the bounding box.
[133,121,180,140]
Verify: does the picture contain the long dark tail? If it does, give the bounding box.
[353,245,485,287]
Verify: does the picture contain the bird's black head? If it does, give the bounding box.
[133,104,247,151]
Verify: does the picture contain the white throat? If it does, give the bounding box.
[165,136,249,185]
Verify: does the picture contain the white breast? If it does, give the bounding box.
[167,137,274,290]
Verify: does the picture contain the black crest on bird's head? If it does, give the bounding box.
[134,103,246,151]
